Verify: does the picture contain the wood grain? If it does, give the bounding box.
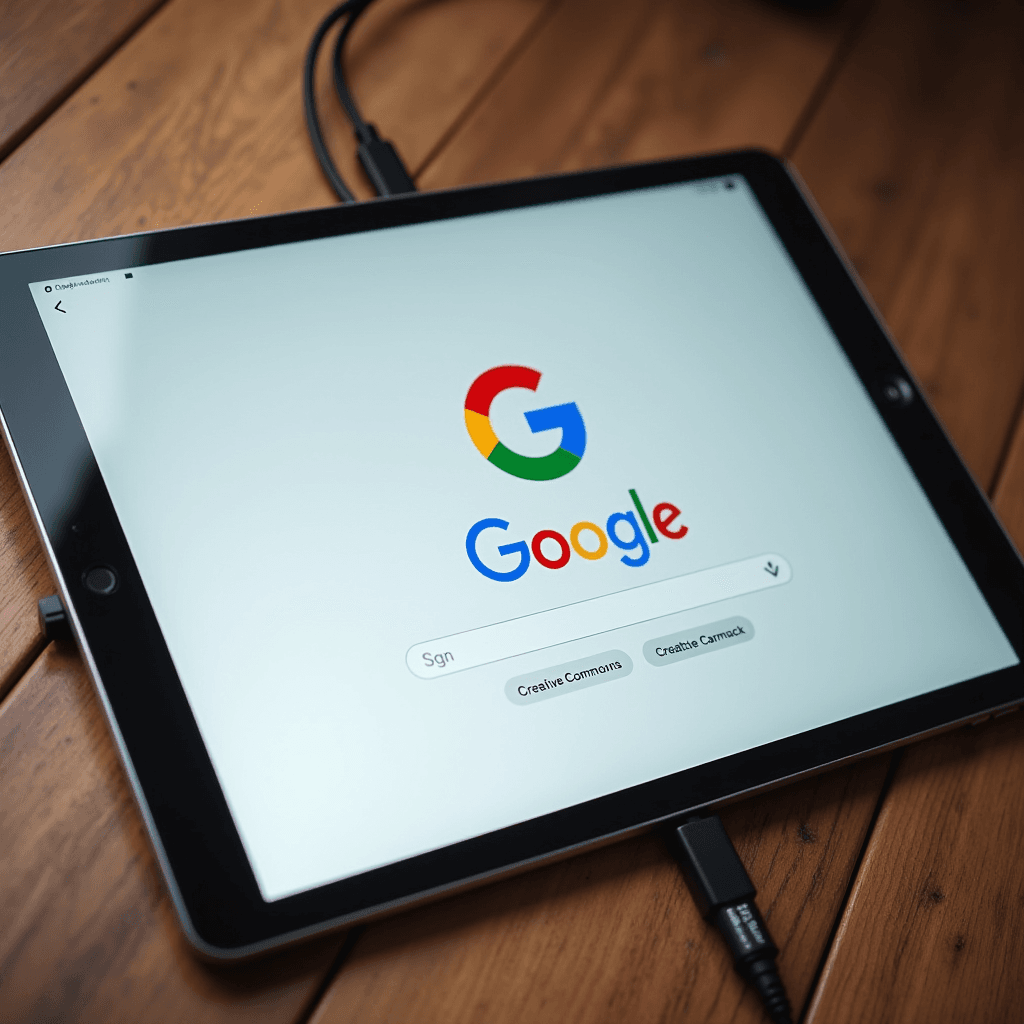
[0,0,548,253]
[0,448,52,701]
[1,2,1022,1023]
[419,0,859,189]
[0,644,341,1024]
[789,0,1024,489]
[804,397,1024,1023]
[310,758,889,1024]
[0,0,166,160]
[805,714,1024,1024]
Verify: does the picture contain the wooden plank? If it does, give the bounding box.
[804,414,1024,1023]
[0,644,340,1023]
[788,0,1024,490]
[419,0,860,188]
[804,710,1024,1024]
[0,0,549,252]
[0,448,53,700]
[307,4,890,1023]
[0,0,166,161]
[309,760,889,1024]
[805,739,1024,1018]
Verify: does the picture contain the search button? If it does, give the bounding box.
[643,616,754,667]
[506,650,632,705]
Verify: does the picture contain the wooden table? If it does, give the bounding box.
[2,1,1023,1020]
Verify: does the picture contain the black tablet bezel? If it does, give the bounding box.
[1,150,1021,958]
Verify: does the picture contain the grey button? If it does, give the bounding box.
[83,564,119,596]
[507,650,632,705]
[643,616,754,667]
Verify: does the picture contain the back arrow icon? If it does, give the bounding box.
[765,561,779,576]
[54,301,66,313]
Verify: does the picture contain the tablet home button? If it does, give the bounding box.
[83,565,119,596]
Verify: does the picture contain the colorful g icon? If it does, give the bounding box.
[464,365,586,481]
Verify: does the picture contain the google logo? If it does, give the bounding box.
[467,489,688,582]
[464,365,586,480]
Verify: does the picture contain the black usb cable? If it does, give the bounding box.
[303,0,834,202]
[666,815,793,1024]
[303,0,416,202]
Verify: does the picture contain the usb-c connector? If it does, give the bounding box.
[356,123,416,196]
[666,814,793,1024]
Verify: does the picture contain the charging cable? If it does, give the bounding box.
[667,815,793,1023]
[303,0,416,201]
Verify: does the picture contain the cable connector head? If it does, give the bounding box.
[667,814,756,918]
[666,815,792,1024]
[38,594,71,643]
[356,123,416,196]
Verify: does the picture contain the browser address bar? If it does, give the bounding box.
[407,553,791,679]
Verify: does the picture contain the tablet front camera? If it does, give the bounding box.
[879,374,914,408]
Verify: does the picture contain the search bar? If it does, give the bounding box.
[407,553,791,679]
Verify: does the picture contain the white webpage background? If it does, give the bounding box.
[31,180,1017,901]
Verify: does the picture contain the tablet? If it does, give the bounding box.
[1,151,1021,959]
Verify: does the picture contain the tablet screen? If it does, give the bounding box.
[29,177,1018,902]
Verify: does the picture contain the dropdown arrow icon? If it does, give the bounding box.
[765,561,779,576]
